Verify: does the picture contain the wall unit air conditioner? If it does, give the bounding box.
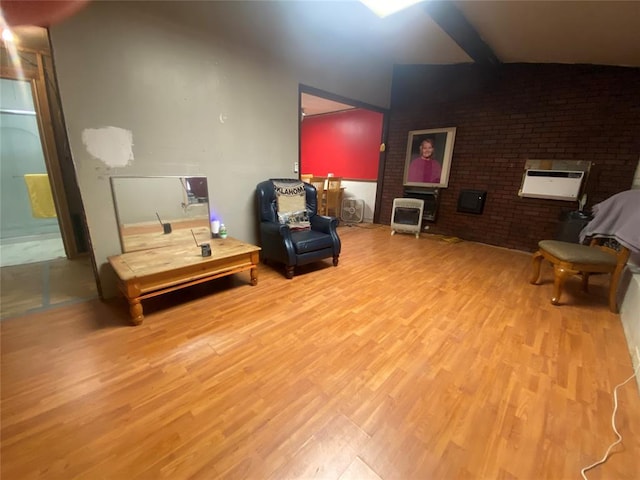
[520,170,584,201]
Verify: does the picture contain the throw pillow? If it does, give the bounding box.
[272,180,311,231]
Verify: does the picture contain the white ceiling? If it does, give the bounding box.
[354,0,640,67]
[294,0,640,114]
[11,1,635,115]
[9,1,640,68]
[301,93,355,117]
[454,1,640,67]
[144,1,640,67]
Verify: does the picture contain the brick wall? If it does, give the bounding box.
[381,63,640,252]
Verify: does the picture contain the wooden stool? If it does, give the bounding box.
[530,239,630,313]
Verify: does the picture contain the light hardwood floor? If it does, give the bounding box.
[1,225,639,479]
[0,256,98,320]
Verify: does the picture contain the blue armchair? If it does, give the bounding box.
[256,179,341,279]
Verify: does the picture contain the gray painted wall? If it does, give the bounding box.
[49,1,393,297]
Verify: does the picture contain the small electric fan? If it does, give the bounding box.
[341,199,364,223]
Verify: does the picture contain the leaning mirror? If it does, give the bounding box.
[110,176,211,253]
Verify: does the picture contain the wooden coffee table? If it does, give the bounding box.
[108,237,260,325]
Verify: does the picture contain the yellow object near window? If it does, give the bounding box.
[24,174,56,218]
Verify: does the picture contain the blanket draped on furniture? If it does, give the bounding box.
[579,190,640,252]
[272,180,311,231]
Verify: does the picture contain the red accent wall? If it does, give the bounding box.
[382,64,640,252]
[301,108,383,180]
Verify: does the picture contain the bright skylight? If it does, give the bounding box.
[2,28,14,43]
[359,0,424,18]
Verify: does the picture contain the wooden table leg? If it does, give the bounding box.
[120,282,144,325]
[250,252,259,285]
[128,298,144,325]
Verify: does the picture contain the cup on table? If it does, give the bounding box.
[211,220,220,237]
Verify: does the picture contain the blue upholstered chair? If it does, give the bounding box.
[256,179,341,279]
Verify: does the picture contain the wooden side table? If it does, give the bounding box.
[108,237,260,325]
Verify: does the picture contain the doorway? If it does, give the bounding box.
[0,77,64,266]
[299,85,388,224]
[0,26,98,319]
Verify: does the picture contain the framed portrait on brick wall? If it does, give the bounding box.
[403,127,457,188]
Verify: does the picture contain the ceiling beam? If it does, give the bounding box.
[425,1,501,66]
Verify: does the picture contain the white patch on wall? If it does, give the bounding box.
[82,126,134,167]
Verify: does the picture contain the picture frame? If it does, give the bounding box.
[403,127,457,188]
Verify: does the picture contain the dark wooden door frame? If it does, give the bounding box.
[298,84,389,224]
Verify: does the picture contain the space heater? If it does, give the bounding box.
[391,198,424,238]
